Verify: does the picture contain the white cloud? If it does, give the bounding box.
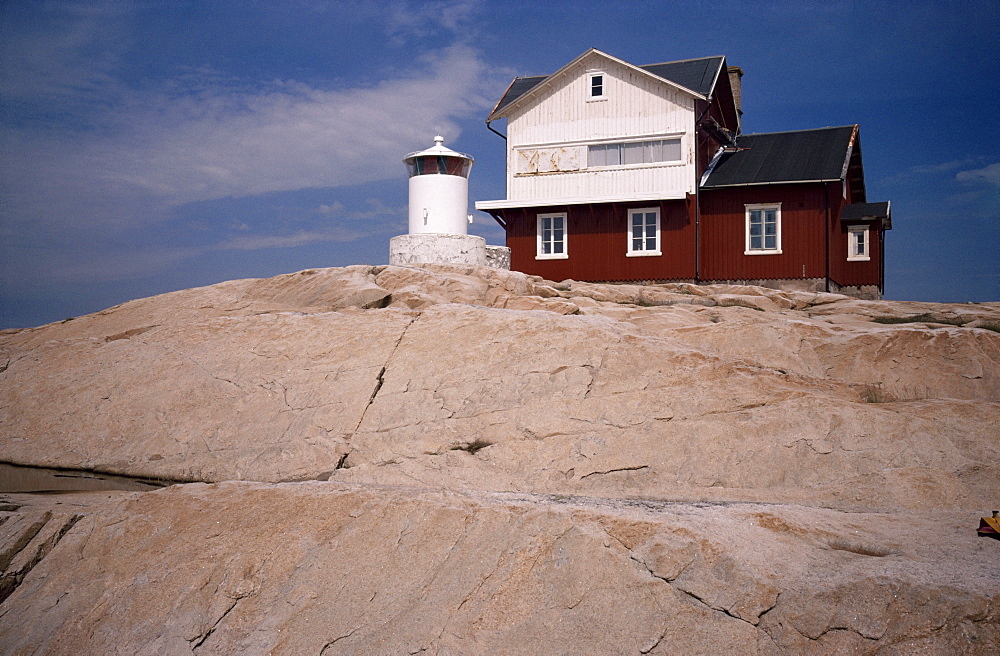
[3,44,499,232]
[216,227,366,252]
[385,0,482,42]
[956,162,1000,186]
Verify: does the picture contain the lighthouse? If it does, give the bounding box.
[389,136,509,270]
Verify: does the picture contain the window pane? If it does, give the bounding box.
[591,75,603,96]
[662,139,681,162]
[765,235,776,250]
[587,145,604,167]
[623,142,644,165]
[607,144,621,165]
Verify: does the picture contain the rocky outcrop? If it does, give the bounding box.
[1,264,998,652]
[0,502,81,604]
[1,484,996,655]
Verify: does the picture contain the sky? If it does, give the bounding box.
[1,0,998,328]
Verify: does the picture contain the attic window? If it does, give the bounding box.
[587,71,606,101]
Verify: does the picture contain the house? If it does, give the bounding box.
[474,49,891,298]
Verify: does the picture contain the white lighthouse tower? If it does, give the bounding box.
[389,136,509,269]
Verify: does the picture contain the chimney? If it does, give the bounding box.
[727,65,744,120]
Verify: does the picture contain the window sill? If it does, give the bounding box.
[536,253,569,260]
[626,251,661,257]
[586,97,607,103]
[847,256,871,262]
[744,249,782,255]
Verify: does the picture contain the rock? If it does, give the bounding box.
[1,484,996,654]
[0,264,998,652]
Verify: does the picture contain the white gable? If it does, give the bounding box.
[477,51,698,208]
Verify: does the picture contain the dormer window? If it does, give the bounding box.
[587,71,606,101]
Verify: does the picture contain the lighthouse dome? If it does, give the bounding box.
[403,136,474,179]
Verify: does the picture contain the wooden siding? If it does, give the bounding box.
[699,183,835,281]
[508,164,693,203]
[831,220,884,288]
[501,199,695,282]
[504,52,696,204]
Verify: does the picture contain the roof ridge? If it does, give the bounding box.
[739,125,857,137]
[640,55,725,67]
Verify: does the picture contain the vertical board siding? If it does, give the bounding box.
[504,200,695,282]
[699,184,829,281]
[505,54,696,204]
[509,165,693,202]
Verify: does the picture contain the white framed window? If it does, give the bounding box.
[587,71,606,101]
[537,213,568,259]
[587,138,682,168]
[627,208,661,256]
[745,204,781,254]
[847,226,870,261]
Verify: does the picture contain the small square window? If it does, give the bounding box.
[847,226,870,261]
[627,208,661,256]
[587,71,606,101]
[537,213,568,260]
[745,204,781,254]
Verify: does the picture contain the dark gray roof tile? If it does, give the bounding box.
[703,126,856,187]
[639,56,724,97]
[487,55,724,120]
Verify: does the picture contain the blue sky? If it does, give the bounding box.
[2,0,998,328]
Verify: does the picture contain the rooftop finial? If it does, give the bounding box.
[434,135,444,146]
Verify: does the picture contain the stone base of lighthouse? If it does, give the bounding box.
[389,234,510,270]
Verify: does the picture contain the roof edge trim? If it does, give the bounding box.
[487,48,708,121]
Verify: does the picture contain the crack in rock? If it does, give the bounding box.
[580,465,650,479]
[1,511,82,603]
[353,312,419,434]
[320,626,361,654]
[189,597,240,650]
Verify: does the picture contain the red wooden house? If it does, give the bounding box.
[475,49,891,298]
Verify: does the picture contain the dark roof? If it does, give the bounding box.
[488,55,725,120]
[841,202,891,229]
[703,126,856,187]
[491,75,547,118]
[841,202,889,221]
[639,56,724,97]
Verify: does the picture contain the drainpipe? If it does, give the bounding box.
[486,120,506,141]
[824,182,831,292]
[694,188,701,283]
[694,103,710,284]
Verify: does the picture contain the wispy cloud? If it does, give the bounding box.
[3,44,498,230]
[386,0,483,43]
[956,162,1000,186]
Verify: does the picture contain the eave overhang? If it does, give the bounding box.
[841,201,892,230]
[475,191,689,211]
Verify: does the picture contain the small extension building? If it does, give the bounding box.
[475,48,891,298]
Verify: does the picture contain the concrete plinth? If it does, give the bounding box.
[389,234,510,270]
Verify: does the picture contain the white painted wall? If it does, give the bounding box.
[488,52,697,207]
[408,174,469,235]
